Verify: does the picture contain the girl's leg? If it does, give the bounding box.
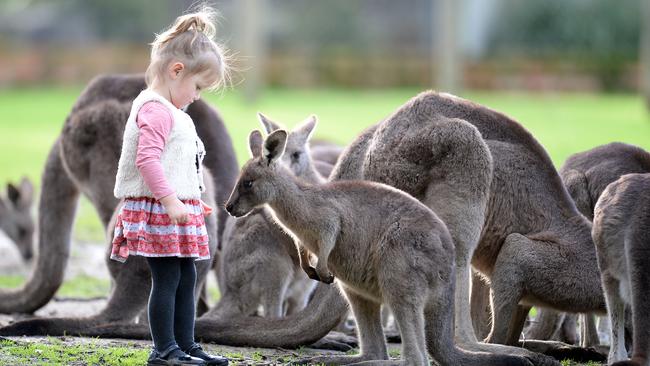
[146,257,181,353]
[175,257,197,350]
[176,258,229,365]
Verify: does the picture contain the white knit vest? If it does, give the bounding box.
[114,89,206,200]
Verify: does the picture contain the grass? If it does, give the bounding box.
[0,274,110,298]
[561,360,604,366]
[1,86,650,243]
[0,338,149,366]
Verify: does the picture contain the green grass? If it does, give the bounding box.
[561,360,604,366]
[1,87,650,243]
[0,274,110,298]
[0,338,149,366]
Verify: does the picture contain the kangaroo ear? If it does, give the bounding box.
[258,112,283,134]
[7,183,20,208]
[264,130,288,166]
[293,115,317,144]
[248,130,264,158]
[19,176,33,207]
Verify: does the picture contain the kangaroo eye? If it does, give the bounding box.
[291,152,301,161]
[242,180,253,189]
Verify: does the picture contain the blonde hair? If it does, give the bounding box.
[145,6,229,91]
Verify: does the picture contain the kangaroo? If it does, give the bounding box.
[224,128,533,366]
[592,173,650,366]
[0,177,35,262]
[310,140,345,177]
[0,74,240,315]
[526,142,650,348]
[213,113,326,318]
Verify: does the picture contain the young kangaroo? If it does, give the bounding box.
[214,113,324,318]
[225,129,533,366]
[0,177,35,262]
[593,173,650,366]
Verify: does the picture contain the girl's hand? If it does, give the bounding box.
[160,195,190,224]
[200,200,213,216]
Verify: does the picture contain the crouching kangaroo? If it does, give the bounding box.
[225,129,533,366]
[0,177,35,262]
[593,173,650,366]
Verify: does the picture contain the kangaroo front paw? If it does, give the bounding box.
[316,268,335,284]
[303,266,321,281]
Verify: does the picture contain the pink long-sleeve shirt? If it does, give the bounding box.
[135,101,175,200]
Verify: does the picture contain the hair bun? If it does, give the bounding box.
[153,8,217,48]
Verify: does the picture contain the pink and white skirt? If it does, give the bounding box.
[110,197,211,263]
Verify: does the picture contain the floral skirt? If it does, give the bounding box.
[110,197,210,263]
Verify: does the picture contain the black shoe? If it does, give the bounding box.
[147,346,206,365]
[183,344,229,366]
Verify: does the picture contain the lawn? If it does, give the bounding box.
[1,86,649,244]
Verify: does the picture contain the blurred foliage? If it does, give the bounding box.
[488,0,641,90]
[0,0,645,89]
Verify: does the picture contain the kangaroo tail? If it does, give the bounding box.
[43,282,349,348]
[0,140,79,313]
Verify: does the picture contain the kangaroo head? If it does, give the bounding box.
[0,177,35,261]
[225,129,289,218]
[258,112,318,178]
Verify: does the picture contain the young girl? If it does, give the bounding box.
[111,8,229,366]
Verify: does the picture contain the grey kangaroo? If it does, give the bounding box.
[528,142,650,348]
[213,113,324,318]
[225,128,532,366]
[0,177,35,262]
[593,173,650,366]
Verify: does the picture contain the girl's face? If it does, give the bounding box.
[166,62,219,109]
[169,72,204,109]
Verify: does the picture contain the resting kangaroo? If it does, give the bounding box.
[528,142,650,347]
[213,114,324,318]
[0,177,35,262]
[593,173,650,366]
[225,128,532,366]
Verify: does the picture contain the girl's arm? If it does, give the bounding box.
[136,102,189,224]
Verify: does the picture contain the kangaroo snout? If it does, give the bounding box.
[225,202,235,215]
